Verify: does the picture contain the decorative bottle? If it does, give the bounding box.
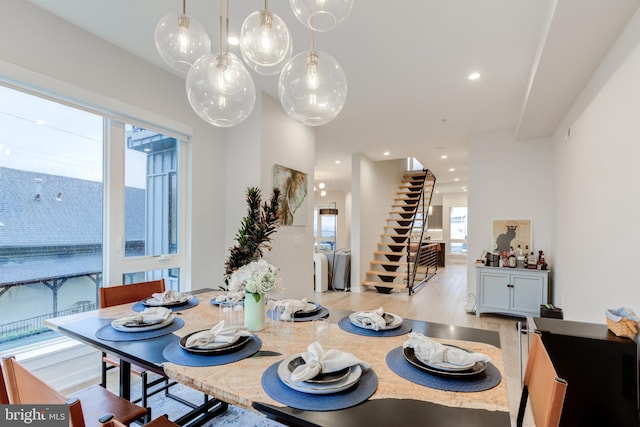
[508,247,517,268]
[516,245,525,268]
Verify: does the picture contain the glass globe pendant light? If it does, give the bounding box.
[290,0,355,32]
[154,0,211,74]
[186,0,256,127]
[240,0,292,76]
[278,31,347,126]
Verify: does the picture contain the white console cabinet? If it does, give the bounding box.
[476,265,549,318]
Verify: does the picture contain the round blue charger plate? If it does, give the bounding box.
[162,335,262,367]
[95,317,185,341]
[132,296,199,312]
[385,346,501,392]
[261,360,378,411]
[337,316,412,337]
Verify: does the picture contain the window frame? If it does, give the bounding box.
[104,119,190,288]
[0,71,192,350]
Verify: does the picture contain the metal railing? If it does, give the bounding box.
[406,169,437,295]
[0,303,97,344]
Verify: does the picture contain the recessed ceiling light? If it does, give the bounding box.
[449,168,455,172]
[468,72,481,80]
[335,160,341,164]
[383,151,390,156]
[320,190,327,197]
[318,182,325,189]
[440,155,447,159]
[454,178,459,181]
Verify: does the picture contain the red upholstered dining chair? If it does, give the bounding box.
[98,279,177,407]
[517,331,568,427]
[0,355,9,404]
[1,355,149,426]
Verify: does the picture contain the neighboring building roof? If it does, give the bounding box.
[0,167,144,247]
[0,167,144,285]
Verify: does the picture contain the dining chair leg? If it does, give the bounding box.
[516,385,529,427]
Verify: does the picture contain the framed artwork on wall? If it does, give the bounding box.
[491,219,532,253]
[273,164,308,226]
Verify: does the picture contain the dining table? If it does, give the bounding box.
[45,289,511,427]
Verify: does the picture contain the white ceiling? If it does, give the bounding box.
[28,0,640,194]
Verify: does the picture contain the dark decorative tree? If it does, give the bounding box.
[222,187,281,287]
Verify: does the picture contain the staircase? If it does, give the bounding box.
[361,170,437,295]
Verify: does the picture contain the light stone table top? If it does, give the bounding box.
[47,290,508,415]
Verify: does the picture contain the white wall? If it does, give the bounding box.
[225,97,263,256]
[260,94,316,300]
[351,156,407,292]
[552,27,640,323]
[467,129,554,306]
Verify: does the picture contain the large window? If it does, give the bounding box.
[449,206,468,255]
[0,85,188,349]
[314,207,337,251]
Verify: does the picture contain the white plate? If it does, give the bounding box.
[348,312,403,330]
[277,353,362,394]
[111,315,174,332]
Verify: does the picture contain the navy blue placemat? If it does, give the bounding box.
[132,296,200,312]
[337,316,412,337]
[162,336,262,367]
[266,307,329,322]
[261,361,378,411]
[95,318,185,341]
[385,346,501,392]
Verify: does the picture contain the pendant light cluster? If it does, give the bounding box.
[154,0,354,128]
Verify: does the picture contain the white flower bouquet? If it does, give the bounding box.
[228,259,279,299]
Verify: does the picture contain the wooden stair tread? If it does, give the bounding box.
[361,281,408,289]
[390,205,419,210]
[370,260,413,267]
[366,270,408,277]
[374,250,409,256]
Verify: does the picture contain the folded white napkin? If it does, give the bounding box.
[152,289,187,303]
[112,307,172,327]
[185,320,253,348]
[403,332,491,366]
[290,341,370,382]
[275,298,310,320]
[214,291,244,303]
[354,307,387,331]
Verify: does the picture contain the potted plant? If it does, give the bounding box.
[222,187,281,331]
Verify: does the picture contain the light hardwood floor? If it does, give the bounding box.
[313,262,532,427]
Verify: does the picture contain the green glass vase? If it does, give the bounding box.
[244,292,265,331]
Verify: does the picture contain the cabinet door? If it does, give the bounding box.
[511,274,546,315]
[479,272,510,311]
